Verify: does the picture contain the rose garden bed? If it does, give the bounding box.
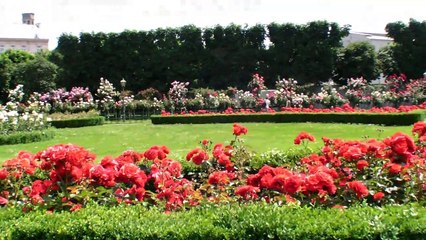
[0,121,425,238]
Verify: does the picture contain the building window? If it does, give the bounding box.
[11,45,15,48]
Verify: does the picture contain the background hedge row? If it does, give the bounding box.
[0,130,55,145]
[49,116,105,128]
[151,111,426,126]
[0,203,424,239]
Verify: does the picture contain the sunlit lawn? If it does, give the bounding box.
[0,120,412,163]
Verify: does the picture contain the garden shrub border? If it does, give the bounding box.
[0,203,424,239]
[49,116,105,128]
[0,130,55,145]
[151,111,426,126]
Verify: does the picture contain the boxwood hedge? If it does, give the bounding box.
[49,116,105,128]
[151,111,425,126]
[0,130,55,145]
[0,203,424,239]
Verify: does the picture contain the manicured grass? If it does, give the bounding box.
[0,120,412,163]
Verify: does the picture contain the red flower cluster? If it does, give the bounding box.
[412,121,426,141]
[233,123,248,136]
[36,144,96,184]
[0,121,425,211]
[347,181,369,198]
[186,148,209,165]
[235,185,260,200]
[208,171,236,185]
[294,132,316,145]
[212,144,234,171]
[150,158,196,210]
[143,145,170,160]
[2,151,38,178]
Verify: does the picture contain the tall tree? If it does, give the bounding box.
[386,19,426,79]
[14,55,58,94]
[335,41,378,81]
[376,44,400,77]
[0,49,34,102]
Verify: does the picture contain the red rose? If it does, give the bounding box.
[412,121,426,138]
[373,192,385,201]
[388,163,402,174]
[283,174,304,194]
[356,160,369,171]
[186,148,209,165]
[0,197,8,205]
[306,172,336,195]
[294,132,315,145]
[208,171,235,185]
[233,123,248,136]
[235,185,260,200]
[384,133,416,155]
[119,163,140,180]
[0,168,8,180]
[347,181,369,198]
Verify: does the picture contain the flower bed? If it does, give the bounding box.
[1,85,52,145]
[0,122,425,213]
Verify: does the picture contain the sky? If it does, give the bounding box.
[0,0,425,49]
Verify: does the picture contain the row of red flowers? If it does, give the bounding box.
[0,122,425,212]
[161,102,426,116]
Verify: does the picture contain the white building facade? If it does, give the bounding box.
[0,13,49,54]
[342,32,393,51]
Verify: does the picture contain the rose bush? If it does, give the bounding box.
[0,122,425,213]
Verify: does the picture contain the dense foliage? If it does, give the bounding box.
[51,21,349,92]
[0,203,424,239]
[335,41,378,81]
[386,19,426,79]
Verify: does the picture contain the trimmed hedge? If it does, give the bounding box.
[151,111,426,126]
[0,130,55,145]
[0,203,424,239]
[49,116,105,128]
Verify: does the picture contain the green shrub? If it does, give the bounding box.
[151,111,425,126]
[250,147,318,170]
[49,116,104,128]
[0,129,55,145]
[48,110,101,120]
[0,203,424,239]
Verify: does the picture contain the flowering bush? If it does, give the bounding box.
[313,80,347,107]
[342,77,369,106]
[40,87,95,113]
[168,81,189,112]
[1,119,425,212]
[247,73,266,96]
[0,85,49,135]
[96,78,118,115]
[236,90,256,109]
[274,78,304,107]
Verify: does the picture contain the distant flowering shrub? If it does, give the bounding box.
[0,85,49,135]
[40,86,95,113]
[96,78,118,113]
[168,81,189,112]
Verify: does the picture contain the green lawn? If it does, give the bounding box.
[0,121,413,163]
